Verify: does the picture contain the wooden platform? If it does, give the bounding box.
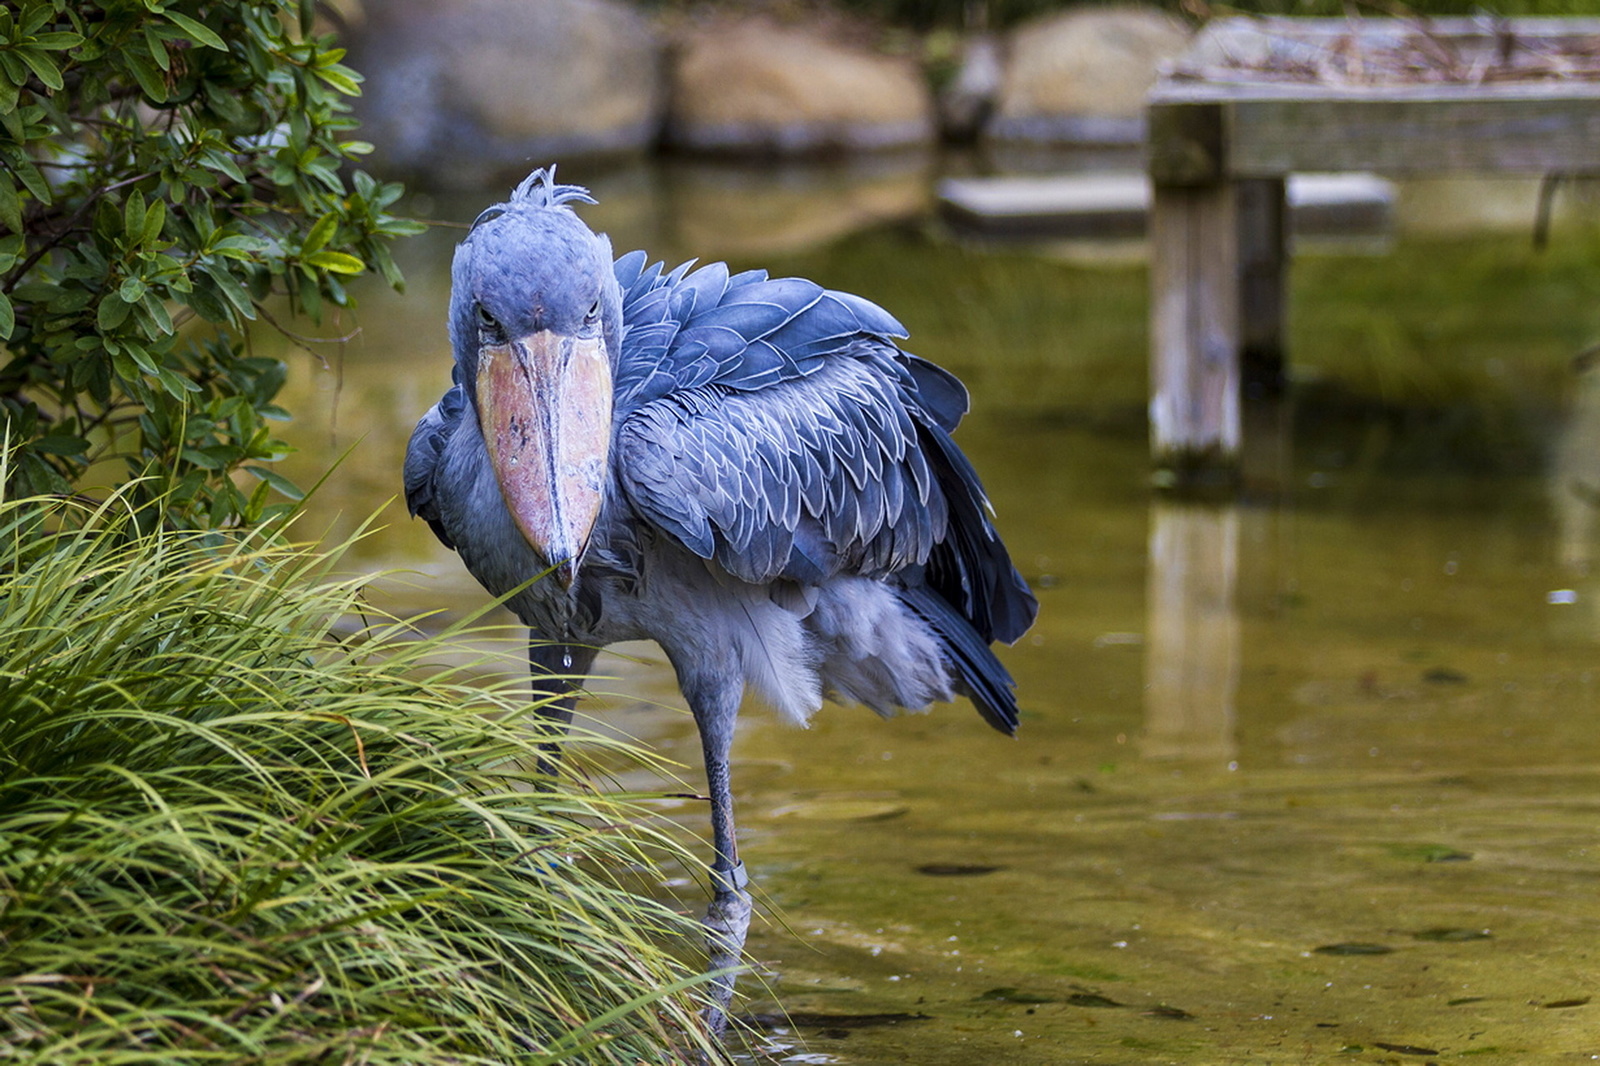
[1145,16,1600,486]
[938,172,1395,239]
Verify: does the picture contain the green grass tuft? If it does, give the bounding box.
[0,483,721,1064]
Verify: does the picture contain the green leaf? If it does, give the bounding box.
[143,25,170,71]
[28,32,85,51]
[211,235,264,256]
[118,276,146,303]
[16,48,63,91]
[200,147,246,184]
[139,291,173,335]
[180,446,222,470]
[244,466,305,501]
[313,65,362,96]
[18,6,48,36]
[124,49,167,102]
[128,344,159,375]
[11,282,59,303]
[0,51,26,87]
[302,213,337,256]
[142,199,165,246]
[10,158,51,205]
[200,261,255,320]
[304,250,364,275]
[156,367,196,400]
[111,348,139,381]
[0,179,19,233]
[31,432,90,456]
[124,190,147,244]
[162,10,227,51]
[0,234,23,272]
[0,291,12,340]
[184,279,228,323]
[96,295,131,331]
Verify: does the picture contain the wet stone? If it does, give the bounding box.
[1384,843,1473,863]
[1412,927,1492,942]
[917,863,1004,877]
[1373,1041,1441,1056]
[1142,1004,1196,1020]
[746,1011,934,1030]
[975,987,1056,1003]
[1065,992,1125,1008]
[1314,942,1395,955]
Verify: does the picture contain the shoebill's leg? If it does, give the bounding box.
[679,669,751,1037]
[527,641,598,779]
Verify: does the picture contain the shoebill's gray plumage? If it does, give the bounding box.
[404,168,1037,1036]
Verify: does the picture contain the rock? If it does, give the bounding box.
[346,0,663,189]
[664,17,935,157]
[988,7,1192,145]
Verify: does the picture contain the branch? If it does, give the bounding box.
[3,170,159,294]
[253,301,363,370]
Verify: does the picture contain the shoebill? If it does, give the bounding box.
[404,167,1037,1036]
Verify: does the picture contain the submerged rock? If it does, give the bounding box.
[347,0,663,189]
[988,7,1192,145]
[664,17,936,157]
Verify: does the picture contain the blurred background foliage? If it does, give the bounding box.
[0,0,422,528]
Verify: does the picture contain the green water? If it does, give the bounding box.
[272,164,1600,1064]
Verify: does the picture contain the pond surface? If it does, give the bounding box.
[271,161,1600,1064]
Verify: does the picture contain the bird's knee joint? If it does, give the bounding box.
[709,860,749,896]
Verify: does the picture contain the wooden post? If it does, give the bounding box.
[1149,179,1241,484]
[1237,177,1287,399]
[1149,170,1288,488]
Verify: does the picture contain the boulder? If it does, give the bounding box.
[664,17,935,157]
[346,0,663,189]
[988,7,1192,145]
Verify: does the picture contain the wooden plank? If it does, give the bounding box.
[1196,15,1600,53]
[1230,94,1600,174]
[1151,79,1600,104]
[1150,180,1242,480]
[1150,79,1600,174]
[1175,16,1600,89]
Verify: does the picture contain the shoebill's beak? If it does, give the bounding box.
[476,329,612,588]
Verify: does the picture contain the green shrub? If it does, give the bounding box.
[0,479,721,1064]
[0,1,422,526]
